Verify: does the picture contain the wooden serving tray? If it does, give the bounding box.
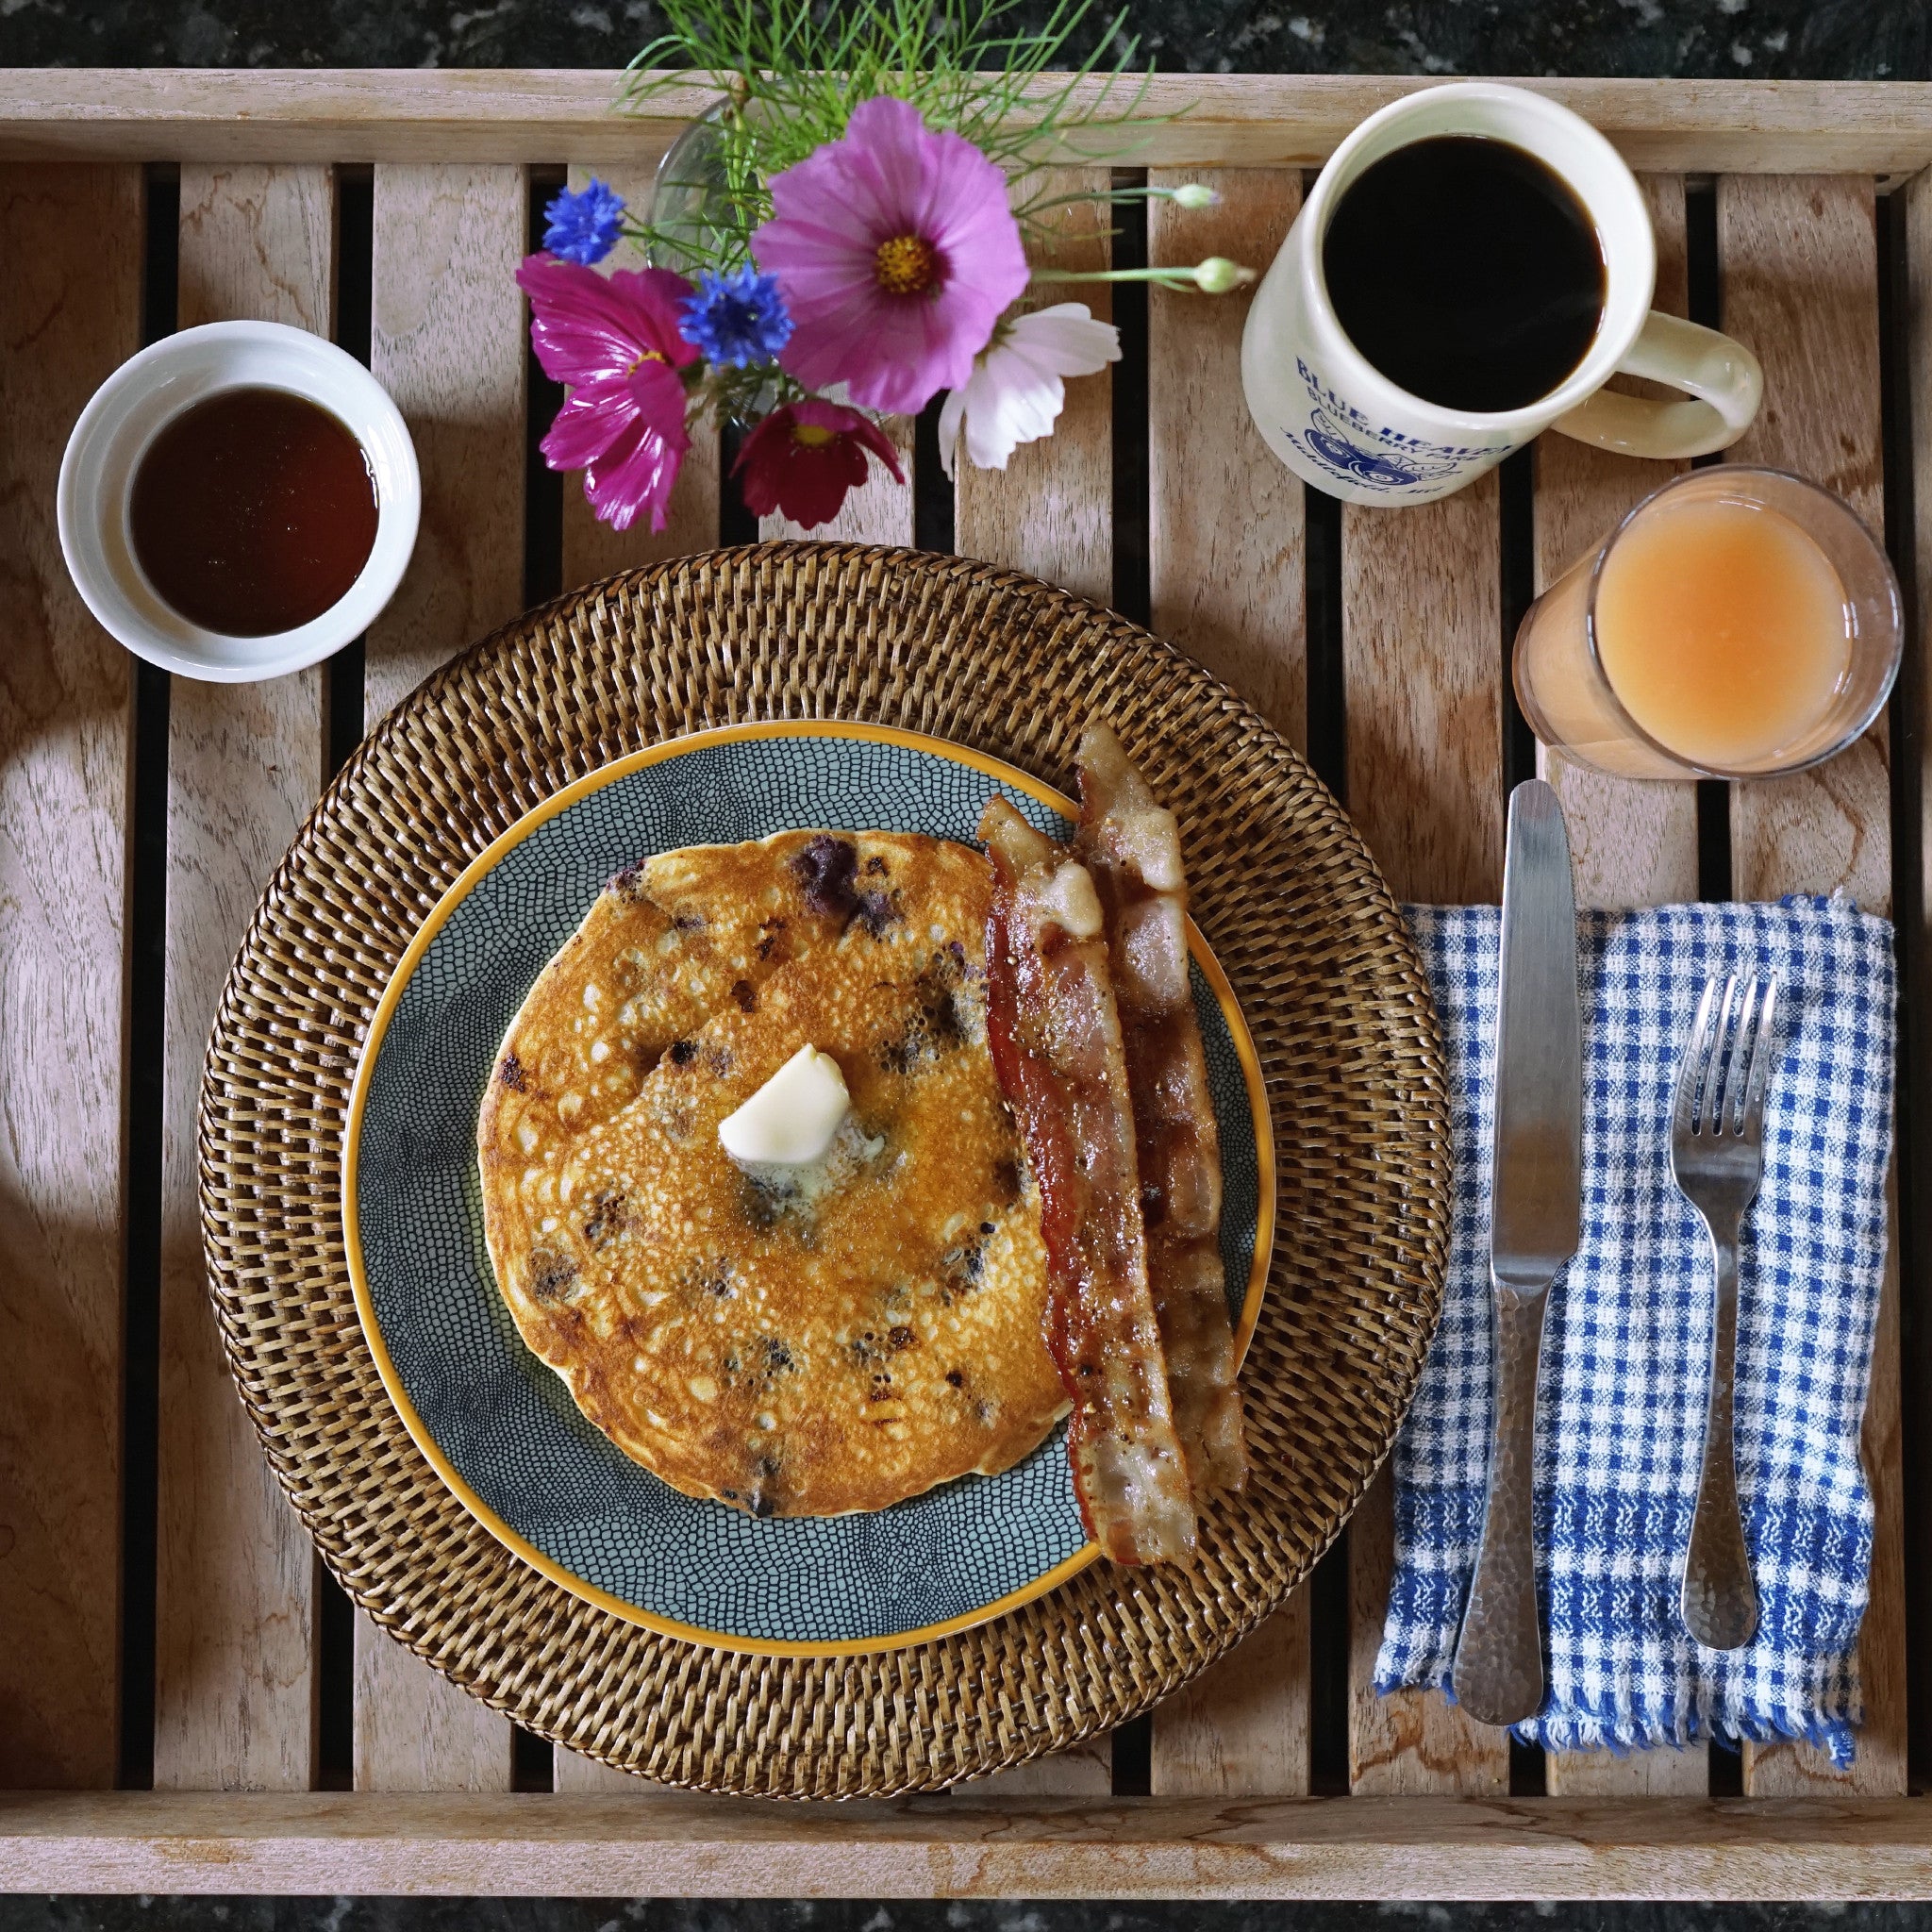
[1,67,1929,1899]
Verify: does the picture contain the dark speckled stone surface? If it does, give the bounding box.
[0,0,1926,76]
[13,1901,1932,1931]
[6,1905,1932,1932]
[1,2,1926,1924]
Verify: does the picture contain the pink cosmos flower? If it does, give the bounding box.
[751,96,1029,415]
[517,254,698,532]
[734,400,906,530]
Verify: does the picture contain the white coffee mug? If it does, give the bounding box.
[1241,82,1763,508]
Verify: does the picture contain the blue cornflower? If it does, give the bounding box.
[677,266,794,369]
[542,177,626,266]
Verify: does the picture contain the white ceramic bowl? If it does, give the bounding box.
[58,320,421,683]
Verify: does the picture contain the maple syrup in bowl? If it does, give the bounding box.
[129,388,380,639]
[59,321,420,682]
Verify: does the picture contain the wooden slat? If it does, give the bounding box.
[557,161,723,599]
[969,1735,1114,1797]
[1535,758,1699,911]
[562,422,724,589]
[351,1609,508,1795]
[1714,173,1905,1798]
[1534,174,1700,917]
[1147,166,1307,743]
[1535,175,1702,1798]
[1144,162,1308,1796]
[351,162,530,1790]
[1148,1599,1310,1797]
[0,164,142,1789]
[553,1752,654,1793]
[1721,176,1890,912]
[6,75,1932,176]
[8,1789,1932,1898]
[1341,475,1506,907]
[1346,1468,1507,1795]
[154,162,335,1793]
[1548,1746,1710,1796]
[362,163,527,726]
[953,167,1111,1792]
[1343,469,1508,1795]
[954,170,1111,609]
[562,421,724,588]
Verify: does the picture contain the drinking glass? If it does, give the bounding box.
[1512,466,1902,781]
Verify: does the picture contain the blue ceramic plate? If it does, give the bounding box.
[343,722,1274,1657]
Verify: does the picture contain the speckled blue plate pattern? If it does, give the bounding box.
[345,721,1274,1657]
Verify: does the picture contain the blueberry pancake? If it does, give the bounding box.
[477,830,1065,1518]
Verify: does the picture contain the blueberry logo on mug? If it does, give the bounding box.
[1293,408,1461,491]
[1300,416,1429,487]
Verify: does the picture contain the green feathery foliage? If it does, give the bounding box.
[619,0,1162,269]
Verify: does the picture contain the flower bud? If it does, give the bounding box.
[1192,256,1257,293]
[1170,183,1221,209]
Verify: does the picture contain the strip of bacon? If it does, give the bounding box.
[978,795,1196,1565]
[1075,722,1249,1501]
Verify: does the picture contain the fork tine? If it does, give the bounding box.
[1674,976,1720,1139]
[1740,975,1779,1141]
[1696,975,1739,1135]
[1719,980,1760,1136]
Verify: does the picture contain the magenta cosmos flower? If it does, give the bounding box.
[734,401,905,530]
[751,95,1029,415]
[517,255,698,532]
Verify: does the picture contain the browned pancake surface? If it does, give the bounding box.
[478,831,1064,1517]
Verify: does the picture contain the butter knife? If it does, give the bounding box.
[1451,779,1582,1729]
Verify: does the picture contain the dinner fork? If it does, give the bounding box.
[1671,974,1778,1651]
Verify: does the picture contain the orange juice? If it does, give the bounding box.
[1592,494,1853,769]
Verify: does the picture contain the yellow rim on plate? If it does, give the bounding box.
[342,717,1277,1658]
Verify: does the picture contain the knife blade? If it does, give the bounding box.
[1451,777,1581,1728]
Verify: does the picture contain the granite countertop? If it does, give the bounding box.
[0,0,1926,77]
[10,1900,1932,1932]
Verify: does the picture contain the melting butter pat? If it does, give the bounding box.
[718,1044,851,1166]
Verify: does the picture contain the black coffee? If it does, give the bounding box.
[1322,134,1607,414]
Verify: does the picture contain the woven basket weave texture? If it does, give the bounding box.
[198,542,1450,1798]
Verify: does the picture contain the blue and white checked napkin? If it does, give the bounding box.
[1375,898,1894,1762]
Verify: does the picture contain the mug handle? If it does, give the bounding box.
[1551,312,1763,460]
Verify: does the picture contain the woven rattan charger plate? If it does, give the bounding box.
[201,542,1452,1798]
